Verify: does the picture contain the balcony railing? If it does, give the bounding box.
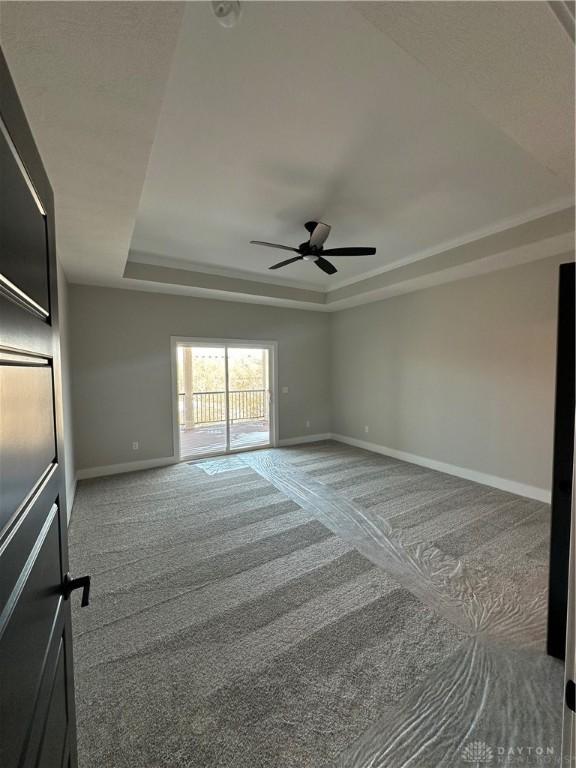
[179,390,267,427]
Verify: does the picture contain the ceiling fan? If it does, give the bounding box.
[250,221,376,275]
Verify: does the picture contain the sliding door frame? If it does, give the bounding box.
[170,336,279,461]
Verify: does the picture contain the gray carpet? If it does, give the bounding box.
[245,443,552,648]
[69,442,562,767]
[336,638,564,768]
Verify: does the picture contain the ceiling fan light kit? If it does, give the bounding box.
[250,221,376,275]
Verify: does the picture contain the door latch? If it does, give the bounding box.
[62,572,91,607]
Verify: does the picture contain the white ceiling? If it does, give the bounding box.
[130,1,574,290]
[1,2,574,304]
[0,2,184,283]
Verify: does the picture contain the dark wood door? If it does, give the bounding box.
[547,261,575,661]
[0,48,81,767]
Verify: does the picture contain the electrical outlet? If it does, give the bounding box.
[305,420,311,429]
[132,441,139,450]
[364,426,369,434]
[281,386,289,394]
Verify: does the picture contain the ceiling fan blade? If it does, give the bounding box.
[269,256,304,270]
[322,247,376,256]
[309,222,331,249]
[314,256,337,275]
[250,241,299,252]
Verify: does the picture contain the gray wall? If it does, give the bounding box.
[69,286,331,470]
[69,254,567,491]
[57,261,76,517]
[331,254,568,492]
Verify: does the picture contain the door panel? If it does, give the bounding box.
[547,262,575,660]
[0,469,59,614]
[0,363,57,529]
[0,507,63,768]
[561,439,575,762]
[35,640,70,768]
[0,46,79,768]
[22,618,71,768]
[0,123,50,315]
[0,293,53,354]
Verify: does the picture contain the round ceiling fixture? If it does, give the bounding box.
[211,1,242,28]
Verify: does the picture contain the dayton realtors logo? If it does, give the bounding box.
[462,741,494,764]
[461,741,557,766]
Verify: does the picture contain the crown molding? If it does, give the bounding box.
[125,202,575,304]
[110,207,575,312]
[327,198,574,292]
[128,250,318,292]
[326,239,575,311]
[122,261,327,310]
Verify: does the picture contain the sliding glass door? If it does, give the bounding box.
[174,340,275,459]
[227,346,271,452]
[177,345,227,457]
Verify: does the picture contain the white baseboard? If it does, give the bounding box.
[74,435,550,504]
[330,433,552,503]
[76,456,177,481]
[76,439,332,479]
[278,433,332,447]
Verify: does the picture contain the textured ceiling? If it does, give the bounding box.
[356,1,575,181]
[0,1,184,282]
[1,2,573,301]
[130,1,574,289]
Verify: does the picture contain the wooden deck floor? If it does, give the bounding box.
[179,419,270,458]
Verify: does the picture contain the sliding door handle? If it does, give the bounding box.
[62,572,91,607]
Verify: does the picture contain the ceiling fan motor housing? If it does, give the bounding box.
[299,242,321,255]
